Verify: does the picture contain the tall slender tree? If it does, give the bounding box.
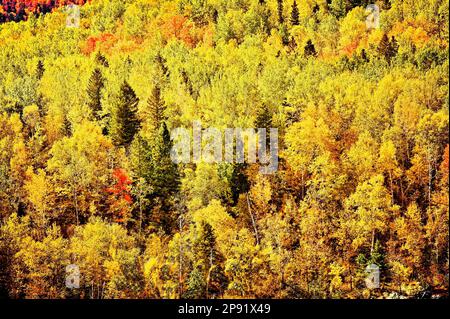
[255,103,273,149]
[147,85,166,131]
[36,60,45,80]
[290,0,300,26]
[194,221,227,298]
[110,81,140,147]
[155,53,169,78]
[148,122,180,233]
[86,68,104,121]
[277,0,284,24]
[151,122,180,199]
[255,103,273,130]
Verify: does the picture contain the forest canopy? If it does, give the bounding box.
[0,0,448,299]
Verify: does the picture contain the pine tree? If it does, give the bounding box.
[196,222,216,264]
[130,123,180,234]
[304,39,317,57]
[388,36,399,61]
[361,48,368,62]
[95,51,109,67]
[181,70,194,96]
[110,81,140,147]
[255,104,273,130]
[155,53,169,78]
[382,0,391,10]
[36,60,45,80]
[255,104,273,150]
[377,33,390,61]
[86,68,104,121]
[151,122,180,198]
[194,222,228,298]
[290,0,300,26]
[148,122,180,233]
[277,0,284,24]
[312,3,320,14]
[378,35,398,64]
[147,85,166,131]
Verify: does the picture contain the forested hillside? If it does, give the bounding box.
[0,0,448,299]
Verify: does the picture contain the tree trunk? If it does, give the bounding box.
[247,193,260,245]
[178,216,184,298]
[371,229,375,255]
[72,185,79,225]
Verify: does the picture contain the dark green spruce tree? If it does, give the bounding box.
[304,39,317,57]
[378,34,398,64]
[147,84,166,131]
[149,122,180,233]
[155,53,169,78]
[277,0,284,24]
[110,81,140,147]
[255,103,273,169]
[36,60,45,80]
[388,36,399,62]
[86,68,104,121]
[377,33,390,60]
[290,0,300,26]
[194,222,228,298]
[255,103,273,130]
[95,51,109,67]
[151,122,180,198]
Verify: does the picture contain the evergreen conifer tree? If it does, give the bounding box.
[304,39,317,57]
[255,103,273,156]
[147,85,166,131]
[378,34,399,64]
[86,68,104,121]
[290,0,300,26]
[110,81,140,147]
[148,122,180,233]
[388,36,399,61]
[95,51,109,67]
[36,60,45,80]
[377,33,390,60]
[277,0,284,24]
[194,222,228,298]
[151,122,180,198]
[255,104,273,130]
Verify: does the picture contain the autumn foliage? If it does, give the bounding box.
[0,0,448,300]
[106,168,133,224]
[0,0,88,22]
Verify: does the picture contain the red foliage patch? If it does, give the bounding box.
[162,15,198,48]
[0,0,88,23]
[106,168,133,223]
[82,33,117,55]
